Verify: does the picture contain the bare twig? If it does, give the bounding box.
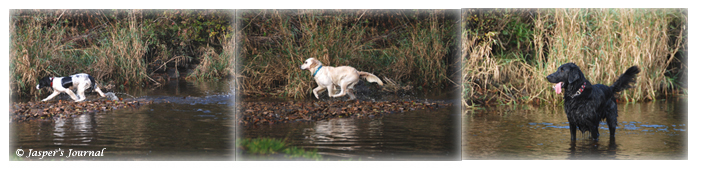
[143,72,161,86]
[149,56,189,76]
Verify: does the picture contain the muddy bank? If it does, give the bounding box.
[10,99,145,122]
[238,100,451,126]
[11,94,234,122]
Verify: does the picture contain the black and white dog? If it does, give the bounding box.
[36,73,106,102]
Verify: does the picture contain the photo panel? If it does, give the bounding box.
[461,8,687,160]
[236,9,461,161]
[9,9,236,161]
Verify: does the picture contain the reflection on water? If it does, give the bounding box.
[10,80,235,160]
[464,98,687,160]
[240,107,459,160]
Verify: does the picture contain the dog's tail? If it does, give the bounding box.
[610,66,640,94]
[88,75,97,91]
[358,71,384,85]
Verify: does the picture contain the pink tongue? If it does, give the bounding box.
[554,82,563,94]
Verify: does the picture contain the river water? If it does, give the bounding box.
[10,80,235,160]
[240,96,461,161]
[12,80,686,160]
[463,98,687,160]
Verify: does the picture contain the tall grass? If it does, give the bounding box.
[188,34,236,81]
[239,9,456,98]
[11,10,149,98]
[463,9,686,106]
[88,11,148,86]
[10,12,61,97]
[10,9,235,99]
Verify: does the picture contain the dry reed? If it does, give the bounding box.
[239,9,456,98]
[11,9,235,99]
[463,8,686,106]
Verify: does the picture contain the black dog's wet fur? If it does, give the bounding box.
[546,63,640,141]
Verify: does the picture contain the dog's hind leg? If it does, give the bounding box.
[346,89,356,100]
[607,111,618,139]
[346,83,356,100]
[333,76,358,98]
[607,121,617,138]
[327,85,337,97]
[331,82,351,98]
[607,120,617,139]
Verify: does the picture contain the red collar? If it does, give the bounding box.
[571,82,586,98]
[50,77,54,87]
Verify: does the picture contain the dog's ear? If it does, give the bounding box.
[36,77,48,88]
[309,59,318,70]
[39,77,48,84]
[567,65,583,84]
[569,70,579,84]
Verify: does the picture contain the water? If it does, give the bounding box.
[463,98,687,160]
[240,106,460,161]
[10,80,235,160]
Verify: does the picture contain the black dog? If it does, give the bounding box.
[546,63,640,141]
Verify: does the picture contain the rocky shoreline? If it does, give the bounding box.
[10,99,146,122]
[238,100,452,126]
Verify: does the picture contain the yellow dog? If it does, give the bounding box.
[300,57,383,100]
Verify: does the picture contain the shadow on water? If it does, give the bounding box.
[10,80,235,161]
[463,98,687,160]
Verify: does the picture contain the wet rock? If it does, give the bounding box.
[105,92,120,101]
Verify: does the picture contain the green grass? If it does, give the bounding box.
[10,153,24,161]
[238,138,323,160]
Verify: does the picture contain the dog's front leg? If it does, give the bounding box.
[312,86,326,99]
[95,87,106,97]
[569,124,577,141]
[76,87,87,101]
[41,91,61,101]
[64,90,81,102]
